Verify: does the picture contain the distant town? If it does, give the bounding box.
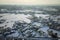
[0,5,60,40]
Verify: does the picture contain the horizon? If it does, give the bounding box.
[0,4,60,6]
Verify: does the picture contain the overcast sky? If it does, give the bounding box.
[0,0,60,5]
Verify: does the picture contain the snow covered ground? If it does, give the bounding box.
[0,13,32,28]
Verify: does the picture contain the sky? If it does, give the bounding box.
[0,0,60,5]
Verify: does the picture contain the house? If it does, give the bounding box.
[49,15,60,31]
